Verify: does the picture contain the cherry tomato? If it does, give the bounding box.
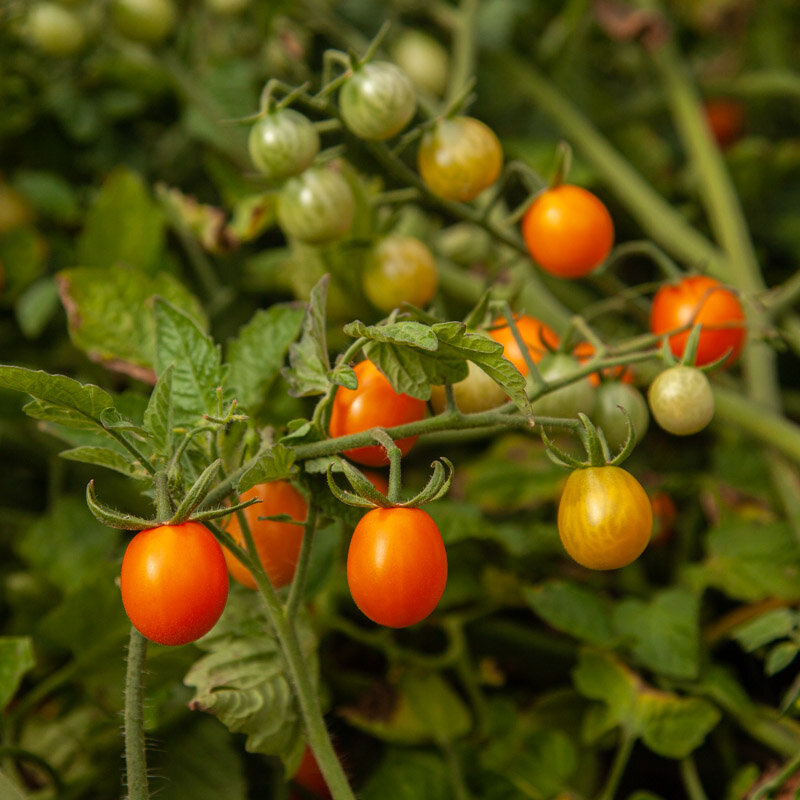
[340,61,417,141]
[390,30,449,97]
[572,341,634,386]
[591,381,649,452]
[363,234,438,313]
[329,360,427,466]
[248,109,320,182]
[649,490,677,546]
[120,522,229,646]
[429,360,507,415]
[23,2,86,56]
[558,467,652,570]
[417,116,503,202]
[647,365,714,436]
[222,481,308,590]
[521,185,614,278]
[112,0,175,44]
[532,354,595,419]
[649,275,745,367]
[292,745,331,798]
[488,315,560,375]
[347,507,447,627]
[277,165,355,244]
[704,98,745,149]
[362,469,390,495]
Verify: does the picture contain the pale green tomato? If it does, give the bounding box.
[248,109,320,181]
[592,381,649,452]
[112,0,175,44]
[390,30,449,97]
[532,354,595,420]
[430,361,507,415]
[648,365,714,436]
[24,3,86,55]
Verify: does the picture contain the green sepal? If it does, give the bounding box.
[168,458,223,524]
[401,458,454,507]
[86,480,157,530]
[326,464,381,509]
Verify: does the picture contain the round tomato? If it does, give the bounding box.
[340,61,417,141]
[647,365,714,436]
[521,185,614,278]
[248,109,320,182]
[558,467,653,570]
[347,507,447,627]
[429,360,507,415]
[277,165,355,244]
[573,341,634,386]
[532,354,595,420]
[417,116,503,202]
[649,275,745,367]
[120,522,229,646]
[363,234,438,313]
[390,30,449,97]
[704,98,744,149]
[222,481,308,590]
[112,0,175,44]
[488,315,560,375]
[23,3,86,56]
[329,360,427,466]
[591,381,649,452]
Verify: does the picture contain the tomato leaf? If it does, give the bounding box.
[730,608,797,653]
[226,304,304,414]
[0,637,35,710]
[60,446,148,478]
[237,444,297,493]
[766,641,799,676]
[154,298,227,426]
[144,365,174,460]
[358,749,450,800]
[343,320,439,351]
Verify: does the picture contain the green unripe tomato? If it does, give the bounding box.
[363,234,438,313]
[532,354,595,420]
[248,109,320,182]
[112,0,175,44]
[340,61,417,141]
[429,361,507,415]
[24,2,86,56]
[648,365,714,436]
[391,30,449,97]
[277,165,355,244]
[592,381,650,453]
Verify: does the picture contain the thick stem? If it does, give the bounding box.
[123,627,149,800]
[286,505,318,618]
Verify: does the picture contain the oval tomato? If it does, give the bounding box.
[222,481,308,590]
[363,234,438,313]
[649,275,746,367]
[248,109,320,182]
[521,185,614,278]
[647,365,714,436]
[277,164,355,244]
[558,467,652,570]
[417,116,503,202]
[329,360,427,466]
[120,522,229,646]
[340,61,417,141]
[347,507,447,627]
[488,315,560,375]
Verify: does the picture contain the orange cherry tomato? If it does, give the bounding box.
[292,745,332,798]
[488,315,560,375]
[329,360,427,467]
[704,98,745,149]
[222,481,308,590]
[573,341,635,386]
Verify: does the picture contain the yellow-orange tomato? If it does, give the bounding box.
[223,481,308,589]
[522,185,614,278]
[488,315,559,375]
[558,466,652,570]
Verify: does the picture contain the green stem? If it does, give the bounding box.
[680,756,709,800]
[286,505,319,618]
[124,627,149,800]
[442,741,472,800]
[595,729,635,800]
[445,0,480,107]
[154,470,172,522]
[107,430,158,477]
[750,749,800,800]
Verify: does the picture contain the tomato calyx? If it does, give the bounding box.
[660,321,733,372]
[542,411,636,470]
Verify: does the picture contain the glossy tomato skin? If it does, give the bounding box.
[340,61,417,141]
[277,165,355,244]
[363,234,438,313]
[347,507,447,628]
[223,481,308,589]
[248,109,320,182]
[329,360,427,466]
[558,467,652,570]
[417,116,503,202]
[522,185,614,278]
[488,315,560,375]
[648,365,714,436]
[649,275,745,367]
[120,522,229,646]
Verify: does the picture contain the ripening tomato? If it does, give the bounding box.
[120,522,229,645]
[573,341,634,386]
[429,360,507,415]
[362,234,438,313]
[112,0,175,44]
[248,109,320,182]
[222,481,308,589]
[649,275,745,367]
[340,61,417,141]
[558,467,653,570]
[704,98,745,149]
[647,365,714,436]
[347,507,447,627]
[488,315,560,375]
[521,185,614,278]
[329,360,427,466]
[292,745,331,798]
[417,116,503,202]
